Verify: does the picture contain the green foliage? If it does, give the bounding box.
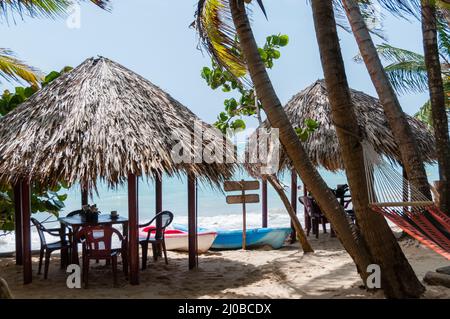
[259,34,289,69]
[295,119,320,142]
[201,59,258,133]
[0,85,38,116]
[0,67,71,232]
[201,34,289,133]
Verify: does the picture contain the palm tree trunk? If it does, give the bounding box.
[311,0,425,298]
[266,175,313,253]
[229,0,372,284]
[342,0,431,200]
[422,0,450,214]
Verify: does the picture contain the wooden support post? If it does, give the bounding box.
[21,180,32,284]
[155,175,162,214]
[303,183,308,233]
[242,181,247,250]
[127,173,139,285]
[402,166,409,214]
[261,179,268,228]
[81,183,88,206]
[290,170,298,242]
[13,182,23,265]
[188,173,198,269]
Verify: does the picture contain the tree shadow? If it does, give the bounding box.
[1,252,269,299]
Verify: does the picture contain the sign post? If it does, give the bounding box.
[224,180,260,250]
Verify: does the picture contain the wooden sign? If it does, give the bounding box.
[224,180,260,192]
[226,194,260,204]
[224,180,260,250]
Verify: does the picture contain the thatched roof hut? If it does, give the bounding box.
[247,80,436,176]
[0,57,235,189]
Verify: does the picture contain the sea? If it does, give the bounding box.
[0,165,439,253]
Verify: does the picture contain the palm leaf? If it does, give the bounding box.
[255,0,267,18]
[414,76,450,127]
[333,0,387,40]
[437,11,450,61]
[384,61,429,94]
[0,0,110,22]
[0,48,41,85]
[354,43,428,94]
[196,0,247,79]
[372,0,420,19]
[414,100,433,128]
[195,0,269,81]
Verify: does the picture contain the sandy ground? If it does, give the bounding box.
[1,233,449,299]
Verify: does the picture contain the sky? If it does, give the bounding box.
[0,0,428,127]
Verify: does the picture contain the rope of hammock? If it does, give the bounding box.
[362,140,434,208]
[362,141,450,260]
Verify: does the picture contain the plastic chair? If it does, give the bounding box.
[139,211,174,269]
[77,225,128,288]
[31,217,70,279]
[299,196,328,238]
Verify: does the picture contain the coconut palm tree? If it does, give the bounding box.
[311,0,424,298]
[196,0,428,298]
[421,0,450,214]
[347,0,450,214]
[195,0,374,287]
[0,0,109,85]
[341,0,432,204]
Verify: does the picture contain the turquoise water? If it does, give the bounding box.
[0,164,439,252]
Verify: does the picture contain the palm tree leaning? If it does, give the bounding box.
[198,0,425,299]
[197,0,374,286]
[341,0,432,202]
[421,0,450,214]
[310,0,424,298]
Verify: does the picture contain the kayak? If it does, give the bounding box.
[139,226,217,253]
[211,227,292,250]
[173,224,292,250]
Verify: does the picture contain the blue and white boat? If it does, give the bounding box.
[173,224,292,250]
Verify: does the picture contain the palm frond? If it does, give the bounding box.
[0,48,42,85]
[437,11,450,61]
[354,43,428,94]
[414,76,450,128]
[334,0,387,40]
[0,0,110,22]
[368,43,425,64]
[414,99,450,129]
[414,100,433,128]
[384,60,428,94]
[255,0,267,18]
[373,0,420,19]
[195,0,247,79]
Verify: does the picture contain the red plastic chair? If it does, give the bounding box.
[77,225,128,288]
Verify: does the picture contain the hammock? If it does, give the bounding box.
[362,141,450,260]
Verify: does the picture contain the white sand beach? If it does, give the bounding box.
[1,232,449,299]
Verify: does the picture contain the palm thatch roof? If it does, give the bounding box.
[0,57,235,190]
[246,80,436,176]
